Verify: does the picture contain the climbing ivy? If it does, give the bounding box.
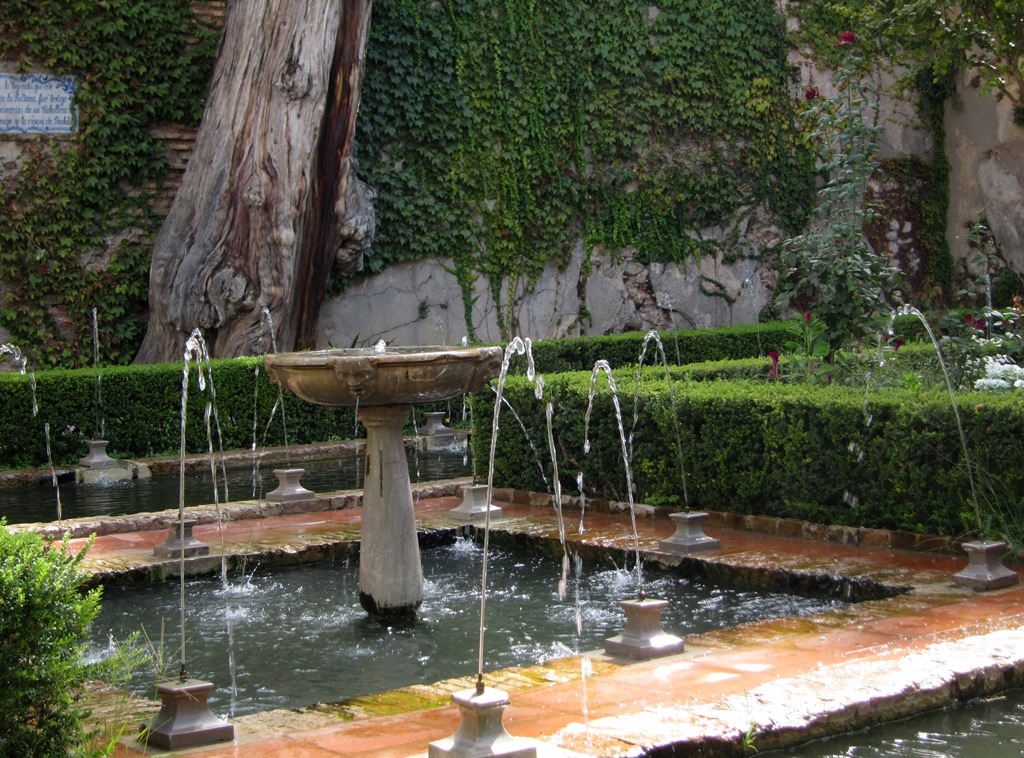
[0,0,215,368]
[355,0,815,337]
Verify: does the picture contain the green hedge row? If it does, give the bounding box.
[471,370,1024,537]
[525,322,788,374]
[523,315,926,375]
[0,358,361,469]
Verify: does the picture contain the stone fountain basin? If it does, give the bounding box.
[263,346,503,407]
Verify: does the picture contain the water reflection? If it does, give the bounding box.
[766,688,1024,757]
[0,448,471,524]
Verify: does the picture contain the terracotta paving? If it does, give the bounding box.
[59,491,1024,757]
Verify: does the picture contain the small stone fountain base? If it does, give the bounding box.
[78,439,119,469]
[450,484,503,523]
[428,685,538,758]
[143,678,234,750]
[605,597,685,660]
[952,540,1020,591]
[658,511,721,554]
[154,519,210,559]
[421,410,460,450]
[265,468,315,502]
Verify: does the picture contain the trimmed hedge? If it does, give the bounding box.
[471,370,1024,537]
[523,315,926,375]
[526,322,788,374]
[0,358,362,469]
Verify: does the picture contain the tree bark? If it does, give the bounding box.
[135,0,374,363]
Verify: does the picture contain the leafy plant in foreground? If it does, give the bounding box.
[0,524,102,756]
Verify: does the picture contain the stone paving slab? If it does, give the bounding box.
[27,488,1019,757]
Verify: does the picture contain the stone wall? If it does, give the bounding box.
[3,3,1022,350]
[946,73,1024,285]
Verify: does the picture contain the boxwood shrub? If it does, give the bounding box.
[471,370,1024,537]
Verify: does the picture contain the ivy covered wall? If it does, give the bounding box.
[354,0,815,335]
[11,0,992,363]
[0,0,216,368]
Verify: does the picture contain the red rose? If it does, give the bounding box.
[835,32,856,47]
[805,86,819,100]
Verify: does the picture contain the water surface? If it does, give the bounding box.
[89,540,839,717]
[0,447,471,524]
[766,688,1024,756]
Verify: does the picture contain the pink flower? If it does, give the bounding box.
[804,311,812,324]
[804,86,819,100]
[835,32,856,47]
[769,351,780,381]
[965,313,977,329]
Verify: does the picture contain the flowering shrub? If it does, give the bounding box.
[974,356,1024,393]
[775,33,903,356]
[780,311,834,383]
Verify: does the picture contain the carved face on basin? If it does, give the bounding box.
[263,346,504,407]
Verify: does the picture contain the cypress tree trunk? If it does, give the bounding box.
[135,0,374,362]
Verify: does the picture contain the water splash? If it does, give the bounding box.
[373,339,387,353]
[491,389,548,486]
[631,331,689,509]
[656,293,683,366]
[584,360,645,598]
[545,402,569,600]
[477,336,539,689]
[890,306,983,536]
[91,308,104,439]
[261,308,290,463]
[43,421,62,520]
[0,343,26,373]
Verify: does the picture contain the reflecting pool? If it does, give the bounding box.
[1,447,471,524]
[89,539,839,717]
[765,688,1024,757]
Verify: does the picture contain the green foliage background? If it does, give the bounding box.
[0,0,216,368]
[355,0,815,335]
[473,371,1024,537]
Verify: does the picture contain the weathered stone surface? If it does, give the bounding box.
[978,141,1024,274]
[318,234,778,346]
[558,627,1024,755]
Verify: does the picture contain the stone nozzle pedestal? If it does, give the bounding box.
[265,468,315,502]
[421,410,460,450]
[153,518,210,559]
[659,511,721,554]
[78,439,118,469]
[952,540,1020,591]
[450,484,503,523]
[605,597,685,660]
[428,683,538,758]
[143,677,234,750]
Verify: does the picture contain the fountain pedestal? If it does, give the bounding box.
[428,685,538,758]
[358,405,424,615]
[78,439,118,469]
[421,410,458,450]
[605,598,685,660]
[154,519,210,559]
[659,511,721,554]
[144,678,234,750]
[952,540,1020,591]
[264,345,503,618]
[450,484,503,523]
[266,468,315,502]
